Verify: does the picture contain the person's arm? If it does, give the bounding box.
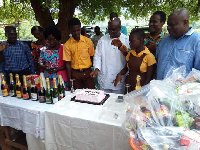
[111,38,128,56]
[24,43,35,74]
[0,51,4,63]
[90,38,102,78]
[50,62,66,73]
[143,53,157,85]
[113,65,128,87]
[143,65,154,85]
[66,61,71,87]
[193,41,200,71]
[145,41,157,55]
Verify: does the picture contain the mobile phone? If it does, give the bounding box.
[116,95,124,103]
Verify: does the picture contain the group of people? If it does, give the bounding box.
[0,7,200,95]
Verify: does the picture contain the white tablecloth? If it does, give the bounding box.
[45,92,132,150]
[0,96,55,140]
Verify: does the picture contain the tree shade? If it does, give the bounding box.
[0,0,199,43]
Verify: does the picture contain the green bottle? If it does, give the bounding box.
[58,75,65,100]
[45,78,53,104]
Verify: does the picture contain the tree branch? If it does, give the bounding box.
[30,0,55,29]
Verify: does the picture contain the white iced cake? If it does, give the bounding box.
[75,89,106,103]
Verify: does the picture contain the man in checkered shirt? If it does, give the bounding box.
[0,26,35,83]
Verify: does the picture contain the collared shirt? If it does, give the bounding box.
[126,46,156,73]
[144,31,167,46]
[3,40,35,73]
[156,28,200,80]
[93,33,129,90]
[63,35,94,69]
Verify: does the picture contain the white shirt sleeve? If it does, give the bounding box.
[93,38,102,71]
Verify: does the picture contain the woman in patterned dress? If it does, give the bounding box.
[39,26,68,89]
[31,26,46,74]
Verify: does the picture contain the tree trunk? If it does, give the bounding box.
[57,0,77,43]
[30,0,77,43]
[30,0,55,28]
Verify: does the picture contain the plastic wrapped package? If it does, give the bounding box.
[123,66,200,150]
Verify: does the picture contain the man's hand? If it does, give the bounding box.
[90,68,99,78]
[111,38,122,48]
[112,73,122,87]
[145,41,156,54]
[0,43,9,52]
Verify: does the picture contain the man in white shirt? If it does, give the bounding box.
[90,18,129,94]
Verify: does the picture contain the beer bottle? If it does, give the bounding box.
[140,106,155,127]
[155,99,171,126]
[52,78,58,103]
[23,75,30,100]
[135,75,141,90]
[9,73,16,97]
[38,76,46,103]
[45,78,53,104]
[1,73,8,97]
[16,74,22,98]
[58,75,65,100]
[30,75,38,101]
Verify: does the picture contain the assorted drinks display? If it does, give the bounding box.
[0,73,65,104]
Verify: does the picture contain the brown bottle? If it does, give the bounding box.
[38,76,46,103]
[1,73,8,97]
[16,74,22,98]
[135,75,141,90]
[23,75,30,100]
[9,73,16,97]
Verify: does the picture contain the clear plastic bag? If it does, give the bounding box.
[123,66,200,150]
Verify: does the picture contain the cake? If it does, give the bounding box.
[75,89,106,104]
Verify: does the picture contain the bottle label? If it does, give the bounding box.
[23,93,29,99]
[59,93,64,99]
[53,97,58,104]
[31,93,38,101]
[16,91,21,98]
[156,105,170,118]
[2,89,8,96]
[39,96,46,103]
[9,90,15,96]
[46,98,52,104]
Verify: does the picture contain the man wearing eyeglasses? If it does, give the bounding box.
[91,18,129,94]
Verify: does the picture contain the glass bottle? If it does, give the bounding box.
[30,75,38,101]
[16,74,22,98]
[38,76,46,103]
[52,78,58,103]
[135,75,141,90]
[1,73,8,97]
[9,73,16,97]
[58,75,65,100]
[23,75,30,100]
[45,78,53,104]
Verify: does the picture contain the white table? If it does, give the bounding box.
[45,93,132,150]
[0,95,55,150]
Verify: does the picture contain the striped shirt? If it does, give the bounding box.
[3,40,35,73]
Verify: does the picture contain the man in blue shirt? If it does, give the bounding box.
[156,8,200,80]
[0,26,35,83]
